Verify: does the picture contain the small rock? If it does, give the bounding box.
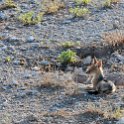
[7,45,16,52]
[21,3,29,9]
[113,20,120,29]
[14,58,26,66]
[32,66,40,71]
[29,0,36,4]
[35,23,41,28]
[27,36,35,42]
[11,80,18,86]
[5,26,17,30]
[24,73,32,79]
[26,90,39,96]
[83,56,92,65]
[15,92,26,98]
[2,84,13,90]
[62,19,72,24]
[111,52,124,64]
[30,43,40,49]
[66,66,74,71]
[40,60,50,66]
[13,60,20,65]
[0,12,7,21]
[26,114,38,122]
[8,36,20,42]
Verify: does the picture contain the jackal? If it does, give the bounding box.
[86,57,116,94]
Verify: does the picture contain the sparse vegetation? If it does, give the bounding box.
[110,0,120,4]
[61,41,80,48]
[18,11,44,25]
[58,50,78,64]
[69,7,90,17]
[5,56,11,63]
[87,102,124,119]
[74,0,91,5]
[112,107,124,119]
[1,0,124,123]
[42,0,65,14]
[103,0,120,8]
[103,30,124,47]
[5,0,17,8]
[103,0,112,8]
[0,0,17,10]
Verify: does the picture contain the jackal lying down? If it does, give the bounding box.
[86,57,116,94]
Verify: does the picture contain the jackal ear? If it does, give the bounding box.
[97,60,102,68]
[92,57,97,64]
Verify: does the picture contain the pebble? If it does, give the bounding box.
[0,12,7,21]
[35,23,42,28]
[23,72,32,79]
[29,0,36,4]
[27,36,35,42]
[111,52,124,64]
[40,60,50,66]
[83,56,92,65]
[26,89,39,96]
[13,60,20,65]
[15,92,27,98]
[26,114,38,122]
[32,66,40,71]
[7,36,20,42]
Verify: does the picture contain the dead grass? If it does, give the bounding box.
[42,0,65,14]
[40,71,85,95]
[111,0,121,4]
[44,105,123,122]
[87,101,124,119]
[103,30,124,47]
[44,109,75,118]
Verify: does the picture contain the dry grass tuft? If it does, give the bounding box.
[87,102,124,119]
[42,0,65,14]
[41,72,65,87]
[103,30,124,47]
[41,71,77,94]
[111,0,121,4]
[40,71,85,95]
[45,109,74,118]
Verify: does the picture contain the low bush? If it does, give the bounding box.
[18,11,44,25]
[69,7,90,17]
[58,50,77,64]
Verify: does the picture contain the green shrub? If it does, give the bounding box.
[74,0,91,5]
[5,0,17,8]
[58,50,77,63]
[5,56,11,63]
[103,0,120,8]
[112,107,123,119]
[18,11,44,25]
[61,41,80,48]
[69,7,90,17]
[103,0,112,8]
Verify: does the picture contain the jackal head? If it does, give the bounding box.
[86,57,104,76]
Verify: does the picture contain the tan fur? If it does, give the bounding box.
[86,57,116,94]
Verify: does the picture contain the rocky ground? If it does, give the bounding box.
[0,0,124,124]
